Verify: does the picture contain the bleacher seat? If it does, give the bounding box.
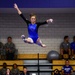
[0,60,24,71]
[17,54,47,59]
[53,60,75,71]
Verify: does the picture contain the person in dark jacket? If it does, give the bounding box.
[0,42,5,59]
[0,63,7,75]
[11,63,20,75]
[20,66,29,75]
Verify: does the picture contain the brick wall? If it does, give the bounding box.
[0,13,75,54]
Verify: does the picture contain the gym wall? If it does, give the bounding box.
[0,13,75,54]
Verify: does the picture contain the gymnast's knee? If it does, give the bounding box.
[26,39,33,44]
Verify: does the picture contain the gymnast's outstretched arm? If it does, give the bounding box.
[14,3,22,15]
[37,19,53,26]
[14,3,30,24]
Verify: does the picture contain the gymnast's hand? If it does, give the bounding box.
[14,3,18,9]
[46,19,53,23]
[14,3,22,14]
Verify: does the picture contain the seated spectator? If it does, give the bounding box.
[54,69,61,75]
[5,68,11,75]
[0,42,4,59]
[20,66,29,75]
[0,42,3,48]
[11,63,20,75]
[4,36,17,60]
[60,36,71,59]
[62,60,73,75]
[70,36,75,59]
[0,63,7,75]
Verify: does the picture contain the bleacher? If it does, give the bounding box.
[17,54,47,59]
[0,60,23,71]
[0,54,75,75]
[0,54,52,75]
[53,60,75,71]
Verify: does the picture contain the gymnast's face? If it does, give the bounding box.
[30,16,36,24]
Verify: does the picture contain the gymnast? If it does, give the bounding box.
[14,3,53,47]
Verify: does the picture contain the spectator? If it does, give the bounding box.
[20,66,29,75]
[54,69,61,75]
[60,36,71,59]
[0,42,4,59]
[0,63,7,75]
[0,42,3,55]
[5,68,11,75]
[62,60,73,75]
[70,36,75,59]
[11,63,20,75]
[4,36,17,60]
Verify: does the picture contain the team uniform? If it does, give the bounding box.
[70,42,75,53]
[62,65,73,75]
[20,14,47,44]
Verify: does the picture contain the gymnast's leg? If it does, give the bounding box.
[36,38,46,48]
[21,35,33,44]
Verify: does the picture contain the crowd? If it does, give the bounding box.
[0,60,73,75]
[0,35,75,75]
[60,36,75,59]
[0,63,29,75]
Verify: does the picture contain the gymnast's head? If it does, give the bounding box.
[30,13,36,24]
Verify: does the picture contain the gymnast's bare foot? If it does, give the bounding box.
[41,44,46,48]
